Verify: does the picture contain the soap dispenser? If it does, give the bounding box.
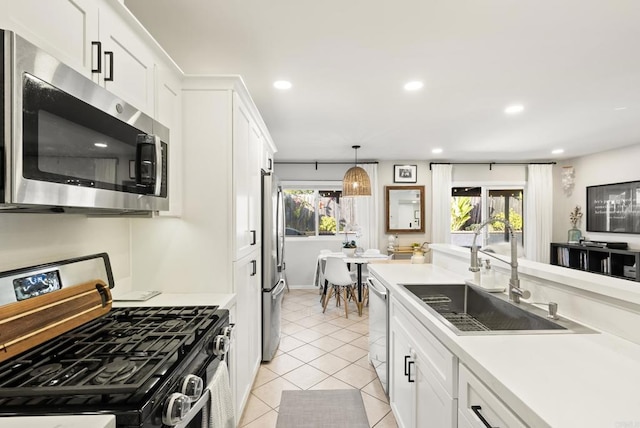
[481,259,494,287]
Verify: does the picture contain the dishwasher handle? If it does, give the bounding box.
[367,277,387,299]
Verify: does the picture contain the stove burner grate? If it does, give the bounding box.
[0,306,220,398]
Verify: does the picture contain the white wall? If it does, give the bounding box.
[377,160,430,250]
[552,143,640,249]
[130,89,233,293]
[0,215,131,288]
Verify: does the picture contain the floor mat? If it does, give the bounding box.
[276,389,369,428]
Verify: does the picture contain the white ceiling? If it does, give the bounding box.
[125,0,640,163]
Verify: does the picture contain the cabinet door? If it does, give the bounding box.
[414,348,456,428]
[262,140,274,173]
[4,0,99,76]
[155,65,183,217]
[226,303,240,422]
[389,317,415,428]
[233,95,254,259]
[248,124,263,248]
[233,253,262,415]
[98,2,155,116]
[458,363,527,428]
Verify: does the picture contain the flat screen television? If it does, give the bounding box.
[586,180,640,234]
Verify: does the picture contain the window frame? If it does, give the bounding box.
[451,181,526,247]
[282,181,355,241]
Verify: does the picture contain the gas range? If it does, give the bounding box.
[0,254,232,428]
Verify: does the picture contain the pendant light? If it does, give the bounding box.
[342,145,371,196]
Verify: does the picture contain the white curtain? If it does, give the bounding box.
[431,164,452,244]
[353,163,379,250]
[525,164,553,262]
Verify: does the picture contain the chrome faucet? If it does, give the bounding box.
[469,217,529,303]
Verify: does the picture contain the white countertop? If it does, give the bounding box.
[0,415,115,428]
[112,291,236,309]
[368,263,640,428]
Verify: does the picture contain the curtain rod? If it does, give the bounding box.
[275,160,379,170]
[429,161,556,171]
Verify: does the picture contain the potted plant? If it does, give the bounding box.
[343,240,357,256]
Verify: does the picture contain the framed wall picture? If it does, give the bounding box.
[394,164,417,183]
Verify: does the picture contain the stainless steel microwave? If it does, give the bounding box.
[1,29,169,215]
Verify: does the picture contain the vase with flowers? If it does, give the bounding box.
[568,205,583,244]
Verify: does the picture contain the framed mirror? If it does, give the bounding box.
[385,185,425,233]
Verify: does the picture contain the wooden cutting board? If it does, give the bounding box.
[0,280,112,363]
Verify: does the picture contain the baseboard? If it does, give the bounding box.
[287,284,317,290]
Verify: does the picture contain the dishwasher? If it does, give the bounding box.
[367,275,389,395]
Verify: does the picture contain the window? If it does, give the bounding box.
[283,184,354,237]
[450,186,524,247]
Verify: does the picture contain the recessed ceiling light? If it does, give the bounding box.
[94,142,108,148]
[614,107,628,111]
[404,81,424,91]
[273,80,292,90]
[552,149,564,154]
[504,104,524,115]
[432,148,443,154]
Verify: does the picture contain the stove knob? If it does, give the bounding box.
[181,374,204,402]
[213,334,230,356]
[162,392,191,426]
[222,323,235,338]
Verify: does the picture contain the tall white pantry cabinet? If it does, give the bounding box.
[181,76,276,422]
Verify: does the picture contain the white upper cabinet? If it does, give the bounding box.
[233,93,263,259]
[97,2,156,116]
[4,0,99,76]
[4,0,159,117]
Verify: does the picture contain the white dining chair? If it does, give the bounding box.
[322,256,356,318]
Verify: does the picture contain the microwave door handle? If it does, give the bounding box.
[153,135,162,196]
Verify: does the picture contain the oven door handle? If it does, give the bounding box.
[367,277,387,300]
[172,388,211,428]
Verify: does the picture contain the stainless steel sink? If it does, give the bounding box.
[401,283,595,335]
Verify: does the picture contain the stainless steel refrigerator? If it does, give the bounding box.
[262,171,286,361]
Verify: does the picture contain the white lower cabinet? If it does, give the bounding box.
[233,251,262,422]
[389,296,457,428]
[458,363,527,428]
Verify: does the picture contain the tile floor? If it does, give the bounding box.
[239,288,398,428]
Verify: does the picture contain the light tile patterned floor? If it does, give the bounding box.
[239,289,398,428]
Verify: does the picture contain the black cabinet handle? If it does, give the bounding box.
[104,51,114,81]
[268,158,273,171]
[407,361,415,383]
[471,405,496,428]
[250,260,257,276]
[251,230,257,245]
[404,355,410,376]
[91,41,102,73]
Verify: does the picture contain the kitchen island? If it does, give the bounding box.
[369,247,640,427]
